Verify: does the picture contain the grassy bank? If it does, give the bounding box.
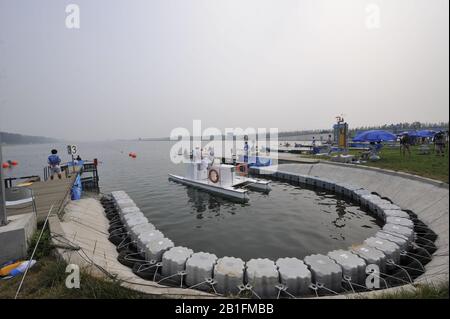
[0,225,153,299]
[353,146,448,183]
[308,145,448,183]
[375,282,449,299]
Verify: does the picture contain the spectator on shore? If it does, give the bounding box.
[434,131,446,156]
[326,134,333,145]
[400,134,411,158]
[48,149,62,180]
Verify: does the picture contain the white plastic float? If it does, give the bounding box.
[130,223,156,242]
[137,230,164,253]
[364,237,401,263]
[162,246,194,278]
[246,258,279,298]
[304,254,342,293]
[145,237,174,262]
[185,252,218,289]
[386,217,414,229]
[214,256,245,295]
[382,223,414,242]
[381,209,411,220]
[115,198,136,212]
[327,250,366,285]
[275,257,312,296]
[376,231,410,250]
[351,244,387,272]
[123,214,148,232]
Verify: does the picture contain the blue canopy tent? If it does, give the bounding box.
[414,130,436,138]
[352,130,397,142]
[397,130,417,137]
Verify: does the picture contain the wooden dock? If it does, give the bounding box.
[6,174,76,223]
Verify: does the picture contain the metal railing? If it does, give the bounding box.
[4,175,41,189]
[43,159,99,190]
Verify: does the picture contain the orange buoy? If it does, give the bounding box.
[11,160,18,166]
[2,162,10,169]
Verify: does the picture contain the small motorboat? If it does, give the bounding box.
[169,159,271,202]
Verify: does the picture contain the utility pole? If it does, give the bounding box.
[0,135,7,226]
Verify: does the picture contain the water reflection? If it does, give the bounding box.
[185,187,248,219]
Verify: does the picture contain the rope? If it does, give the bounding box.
[14,205,54,299]
[387,261,413,284]
[51,232,217,297]
[316,282,339,295]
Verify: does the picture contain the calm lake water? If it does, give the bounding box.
[2,141,381,260]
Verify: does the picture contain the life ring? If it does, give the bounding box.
[208,169,220,183]
[236,163,248,176]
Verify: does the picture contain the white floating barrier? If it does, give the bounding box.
[297,175,308,185]
[351,244,387,272]
[351,189,371,202]
[111,191,130,201]
[274,171,289,180]
[324,178,336,191]
[246,258,279,298]
[287,174,300,185]
[145,238,174,262]
[368,199,392,214]
[386,217,414,229]
[383,223,414,242]
[137,230,164,252]
[341,184,363,198]
[314,177,334,191]
[185,252,218,289]
[130,223,156,242]
[373,202,402,217]
[116,198,136,212]
[382,209,411,221]
[275,257,312,296]
[214,257,245,295]
[327,250,366,284]
[121,210,145,223]
[162,246,194,278]
[123,214,148,232]
[360,194,382,210]
[120,206,141,217]
[364,236,401,263]
[304,254,342,293]
[376,231,409,250]
[334,183,345,195]
[306,176,318,187]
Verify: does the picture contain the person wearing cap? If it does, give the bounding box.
[48,149,62,180]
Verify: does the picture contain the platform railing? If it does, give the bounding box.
[4,175,41,189]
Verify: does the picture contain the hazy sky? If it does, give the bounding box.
[0,0,448,140]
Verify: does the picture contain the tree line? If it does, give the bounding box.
[0,132,59,145]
